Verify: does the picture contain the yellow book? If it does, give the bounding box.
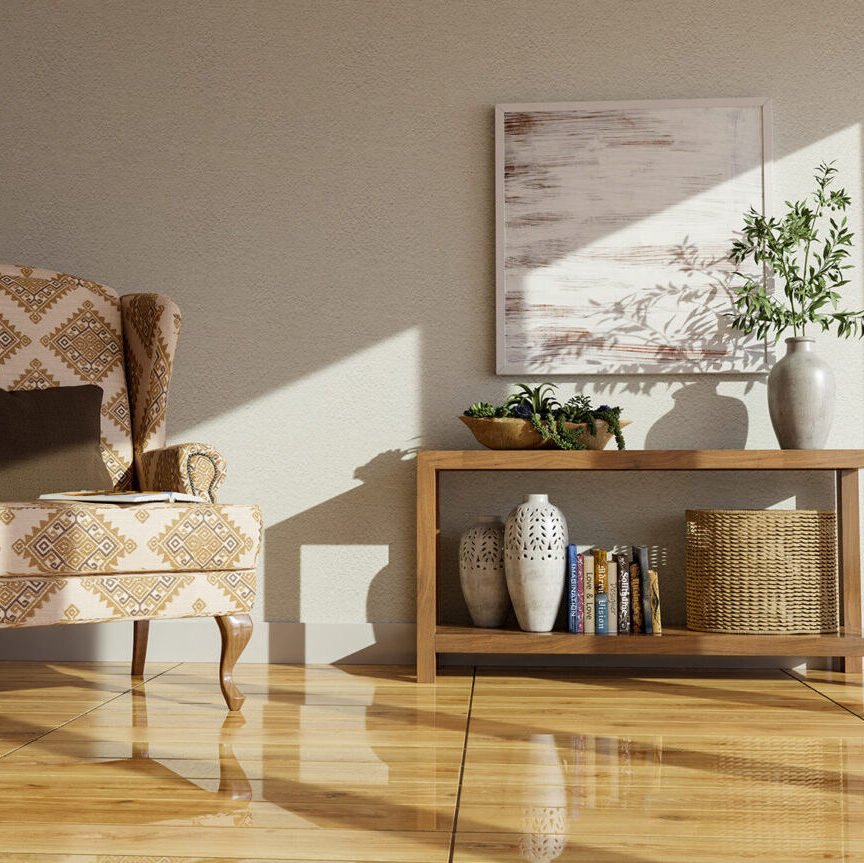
[593,548,608,594]
[648,569,662,635]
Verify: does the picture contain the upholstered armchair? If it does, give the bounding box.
[0,265,260,709]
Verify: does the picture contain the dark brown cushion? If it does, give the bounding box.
[0,385,114,501]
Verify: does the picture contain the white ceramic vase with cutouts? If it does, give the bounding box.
[458,516,510,627]
[504,494,568,632]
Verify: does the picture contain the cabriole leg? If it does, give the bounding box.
[215,613,253,710]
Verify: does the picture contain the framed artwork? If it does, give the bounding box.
[496,97,773,375]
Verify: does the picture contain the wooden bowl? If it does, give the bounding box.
[459,416,631,450]
[459,416,547,449]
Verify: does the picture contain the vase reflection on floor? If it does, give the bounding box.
[512,734,567,863]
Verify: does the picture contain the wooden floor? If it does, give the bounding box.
[1,664,864,861]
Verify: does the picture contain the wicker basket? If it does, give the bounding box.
[685,509,838,634]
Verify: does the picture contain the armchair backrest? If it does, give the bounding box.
[0,265,181,491]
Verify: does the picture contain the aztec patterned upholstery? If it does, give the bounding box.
[0,264,259,632]
[0,264,135,489]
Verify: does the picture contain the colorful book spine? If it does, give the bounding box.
[595,594,609,635]
[648,569,662,635]
[567,544,578,633]
[576,551,584,633]
[594,549,608,594]
[633,545,653,635]
[583,553,595,634]
[607,559,618,635]
[629,562,644,634]
[616,553,631,634]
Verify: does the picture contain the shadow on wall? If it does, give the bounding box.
[530,238,771,377]
[645,381,751,449]
[265,450,416,663]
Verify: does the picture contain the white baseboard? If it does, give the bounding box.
[266,623,416,664]
[0,620,827,672]
[0,620,415,664]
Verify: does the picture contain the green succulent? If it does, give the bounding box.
[505,383,561,419]
[462,384,626,450]
[528,413,587,450]
[464,401,498,418]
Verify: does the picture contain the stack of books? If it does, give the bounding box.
[566,545,662,635]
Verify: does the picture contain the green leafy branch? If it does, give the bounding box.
[729,161,863,341]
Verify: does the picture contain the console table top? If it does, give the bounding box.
[418,449,864,470]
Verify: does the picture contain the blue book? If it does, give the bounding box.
[567,544,578,633]
[595,594,609,635]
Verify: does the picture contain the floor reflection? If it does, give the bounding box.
[457,670,864,862]
[0,664,469,861]
[1,665,864,862]
[459,728,864,861]
[19,685,255,827]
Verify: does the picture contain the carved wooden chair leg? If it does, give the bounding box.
[132,619,150,678]
[215,613,253,711]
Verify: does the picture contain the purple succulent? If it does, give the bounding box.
[509,401,533,419]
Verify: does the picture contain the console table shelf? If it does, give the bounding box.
[435,625,864,656]
[416,449,864,682]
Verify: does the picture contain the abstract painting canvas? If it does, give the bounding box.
[496,98,772,374]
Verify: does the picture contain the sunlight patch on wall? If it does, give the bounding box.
[174,326,422,522]
[300,545,390,622]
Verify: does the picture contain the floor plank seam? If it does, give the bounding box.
[0,661,185,761]
[448,665,476,863]
[129,661,185,691]
[781,667,864,721]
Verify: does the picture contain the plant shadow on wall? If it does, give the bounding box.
[264,449,416,663]
[543,239,763,448]
[561,238,770,378]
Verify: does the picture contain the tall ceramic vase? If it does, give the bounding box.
[458,516,510,627]
[768,337,835,449]
[504,494,568,632]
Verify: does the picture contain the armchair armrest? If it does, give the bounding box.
[138,443,227,503]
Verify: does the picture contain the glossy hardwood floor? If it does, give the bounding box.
[1,663,864,861]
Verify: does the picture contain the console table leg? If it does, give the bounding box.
[837,468,862,674]
[416,456,438,683]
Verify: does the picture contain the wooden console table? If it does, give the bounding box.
[416,449,864,683]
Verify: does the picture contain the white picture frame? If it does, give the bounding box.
[496,97,773,375]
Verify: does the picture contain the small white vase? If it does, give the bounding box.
[504,494,568,632]
[458,516,510,627]
[767,337,835,449]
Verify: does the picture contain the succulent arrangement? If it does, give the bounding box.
[464,383,626,450]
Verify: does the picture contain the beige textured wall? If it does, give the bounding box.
[0,0,862,662]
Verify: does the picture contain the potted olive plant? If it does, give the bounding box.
[729,162,864,448]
